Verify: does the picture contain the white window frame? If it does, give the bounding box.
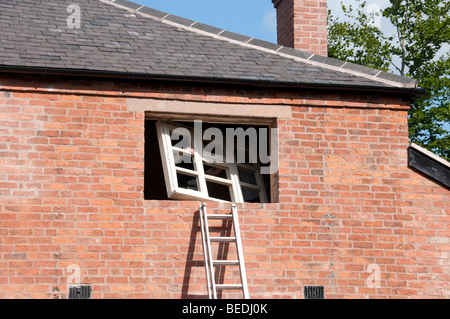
[155,120,269,203]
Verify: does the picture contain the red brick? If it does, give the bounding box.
[0,76,448,300]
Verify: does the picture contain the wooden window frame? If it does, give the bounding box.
[155,120,269,203]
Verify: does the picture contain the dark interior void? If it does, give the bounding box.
[144,120,169,200]
[144,119,272,202]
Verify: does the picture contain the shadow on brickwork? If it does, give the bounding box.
[181,210,232,299]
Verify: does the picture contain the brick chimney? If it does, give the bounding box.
[272,0,328,56]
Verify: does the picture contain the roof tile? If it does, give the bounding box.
[0,0,419,92]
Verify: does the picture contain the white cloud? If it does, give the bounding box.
[259,4,277,36]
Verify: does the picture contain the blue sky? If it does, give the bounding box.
[130,1,448,137]
[132,0,278,43]
[131,1,448,72]
[130,1,396,44]
[130,1,402,42]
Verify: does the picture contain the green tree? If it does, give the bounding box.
[328,0,450,160]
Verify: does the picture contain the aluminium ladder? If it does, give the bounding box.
[199,203,250,299]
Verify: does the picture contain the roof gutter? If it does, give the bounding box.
[0,65,426,99]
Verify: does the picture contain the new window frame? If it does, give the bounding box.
[155,120,269,203]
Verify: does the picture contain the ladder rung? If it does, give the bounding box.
[212,260,240,266]
[216,284,243,290]
[207,214,233,220]
[210,236,236,242]
[200,204,249,299]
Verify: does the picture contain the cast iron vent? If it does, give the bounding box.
[304,286,324,299]
[68,285,92,299]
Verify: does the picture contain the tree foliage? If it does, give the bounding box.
[328,0,450,160]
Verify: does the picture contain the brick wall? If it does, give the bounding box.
[0,74,448,299]
[273,0,328,56]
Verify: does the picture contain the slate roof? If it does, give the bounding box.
[0,0,421,93]
[408,144,450,188]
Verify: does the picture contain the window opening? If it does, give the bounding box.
[145,119,273,203]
